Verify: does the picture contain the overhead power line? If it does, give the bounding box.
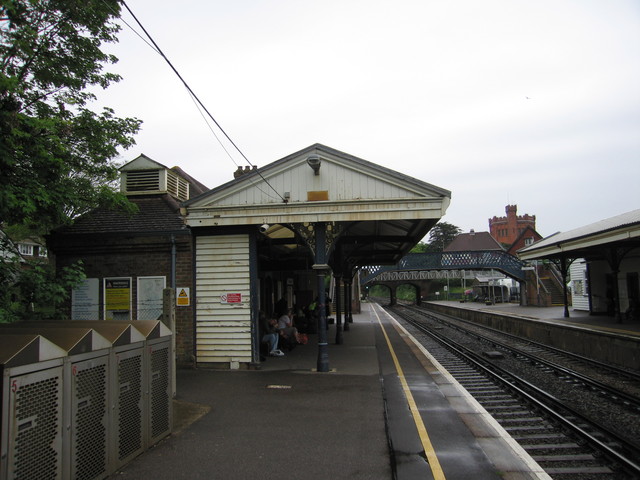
[117,0,286,202]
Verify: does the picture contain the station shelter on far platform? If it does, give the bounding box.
[183,144,451,371]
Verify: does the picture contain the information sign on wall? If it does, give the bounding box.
[104,277,131,320]
[220,293,243,304]
[72,278,99,320]
[177,287,190,306]
[138,276,166,320]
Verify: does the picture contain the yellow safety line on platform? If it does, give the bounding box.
[372,305,446,480]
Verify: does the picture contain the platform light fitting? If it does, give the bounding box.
[306,155,321,175]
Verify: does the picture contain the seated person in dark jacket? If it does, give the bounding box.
[259,312,284,357]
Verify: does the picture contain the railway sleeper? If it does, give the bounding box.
[533,453,601,462]
[522,443,584,453]
[495,417,545,424]
[503,425,555,433]
[543,466,614,475]
[511,433,569,441]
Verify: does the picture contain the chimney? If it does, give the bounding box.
[234,165,258,179]
[470,229,475,235]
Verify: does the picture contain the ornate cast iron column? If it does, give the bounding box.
[343,278,350,332]
[346,276,354,324]
[314,222,330,372]
[334,274,343,344]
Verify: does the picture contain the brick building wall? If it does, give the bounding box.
[50,233,195,365]
[489,205,536,246]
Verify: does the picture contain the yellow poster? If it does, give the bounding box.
[105,278,131,311]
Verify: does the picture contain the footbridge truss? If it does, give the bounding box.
[361,251,526,285]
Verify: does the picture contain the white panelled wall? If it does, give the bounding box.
[195,234,252,367]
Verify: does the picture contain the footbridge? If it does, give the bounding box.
[361,251,526,304]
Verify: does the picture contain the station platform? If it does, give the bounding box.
[427,300,640,336]
[112,302,549,480]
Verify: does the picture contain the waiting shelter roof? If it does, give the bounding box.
[184,144,451,271]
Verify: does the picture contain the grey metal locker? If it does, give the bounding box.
[69,352,110,480]
[147,336,172,446]
[112,343,145,471]
[0,334,66,480]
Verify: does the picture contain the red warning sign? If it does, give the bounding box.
[221,293,242,304]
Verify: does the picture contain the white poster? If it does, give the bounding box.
[137,276,166,320]
[72,278,99,320]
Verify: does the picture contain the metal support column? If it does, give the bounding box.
[560,257,571,318]
[343,279,350,332]
[346,277,354,324]
[334,274,343,344]
[314,222,330,372]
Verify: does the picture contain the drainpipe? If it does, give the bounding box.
[170,234,177,289]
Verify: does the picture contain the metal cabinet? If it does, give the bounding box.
[0,334,66,480]
[0,321,172,480]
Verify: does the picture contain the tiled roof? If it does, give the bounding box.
[170,166,209,197]
[444,231,504,252]
[52,194,188,236]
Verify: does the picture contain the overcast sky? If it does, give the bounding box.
[96,0,640,239]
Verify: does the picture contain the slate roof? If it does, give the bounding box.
[51,194,188,236]
[170,166,209,198]
[444,231,505,252]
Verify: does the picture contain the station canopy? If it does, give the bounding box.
[518,209,640,262]
[184,144,451,274]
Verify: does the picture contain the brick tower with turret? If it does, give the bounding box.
[489,205,536,247]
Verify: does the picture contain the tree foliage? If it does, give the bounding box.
[0,0,141,321]
[0,0,141,232]
[413,221,462,253]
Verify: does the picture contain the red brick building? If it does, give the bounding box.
[47,154,207,365]
[489,205,536,247]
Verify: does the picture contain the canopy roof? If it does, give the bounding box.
[185,144,451,272]
[518,209,640,261]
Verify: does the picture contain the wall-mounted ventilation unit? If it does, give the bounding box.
[124,170,161,193]
[123,169,189,201]
[166,170,189,201]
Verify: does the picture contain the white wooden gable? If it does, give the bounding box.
[120,153,168,171]
[186,144,450,227]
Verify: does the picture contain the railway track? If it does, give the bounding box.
[406,305,640,412]
[385,303,640,480]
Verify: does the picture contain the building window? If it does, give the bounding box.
[18,244,33,256]
[524,237,533,246]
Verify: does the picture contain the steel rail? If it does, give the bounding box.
[404,306,640,411]
[390,305,640,478]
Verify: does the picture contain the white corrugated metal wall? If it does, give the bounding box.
[195,234,252,366]
[570,259,589,311]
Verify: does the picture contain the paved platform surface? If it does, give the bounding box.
[111,301,560,480]
[428,300,640,335]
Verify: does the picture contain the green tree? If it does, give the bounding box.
[0,0,141,321]
[410,241,429,253]
[423,221,462,252]
[1,0,140,232]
